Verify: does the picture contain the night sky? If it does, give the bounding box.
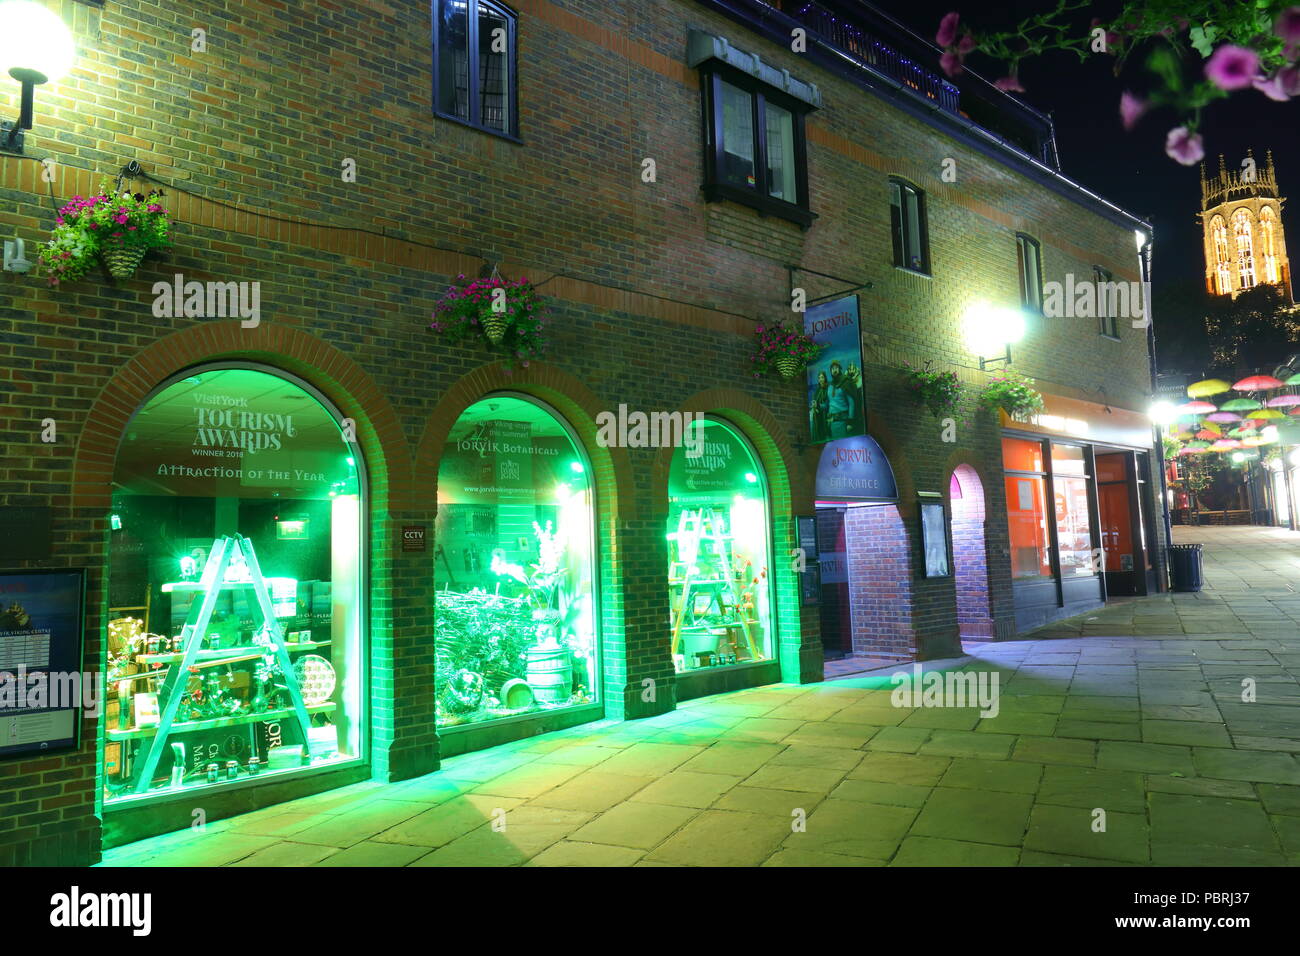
[878,0,1300,369]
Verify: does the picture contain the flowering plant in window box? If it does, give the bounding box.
[38,183,171,286]
[902,361,963,417]
[750,321,823,379]
[430,271,547,370]
[978,368,1045,418]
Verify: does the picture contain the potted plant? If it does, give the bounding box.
[978,368,1045,418]
[902,360,962,417]
[430,270,547,369]
[750,321,823,380]
[39,183,171,286]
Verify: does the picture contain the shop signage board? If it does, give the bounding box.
[1000,393,1155,449]
[804,295,866,444]
[0,568,86,759]
[815,434,898,501]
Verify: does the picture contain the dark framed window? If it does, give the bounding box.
[1016,234,1043,313]
[889,178,929,274]
[433,0,518,139]
[1095,266,1119,338]
[700,64,814,227]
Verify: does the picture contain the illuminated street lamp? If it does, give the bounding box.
[964,301,1026,371]
[0,0,75,153]
[1148,400,1178,426]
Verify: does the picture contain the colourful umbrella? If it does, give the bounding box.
[1177,446,1204,456]
[1227,426,1258,438]
[1233,374,1285,391]
[1177,400,1218,414]
[1205,411,1242,422]
[1220,398,1262,412]
[1194,429,1219,440]
[1266,394,1300,408]
[1209,440,1241,451]
[1291,406,1300,416]
[1187,378,1232,398]
[1286,372,1300,386]
[1185,439,1212,448]
[1241,436,1269,447]
[1250,408,1285,419]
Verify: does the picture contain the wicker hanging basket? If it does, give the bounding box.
[481,310,510,345]
[774,354,803,379]
[101,245,147,281]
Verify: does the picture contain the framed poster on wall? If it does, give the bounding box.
[0,568,86,759]
[804,295,866,444]
[919,500,951,578]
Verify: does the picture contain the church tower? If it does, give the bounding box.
[1200,149,1293,301]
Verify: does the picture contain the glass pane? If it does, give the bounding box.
[1020,239,1040,309]
[904,188,923,269]
[765,102,796,201]
[719,80,755,189]
[436,0,470,121]
[478,2,509,131]
[1004,474,1052,579]
[1002,437,1044,473]
[1051,443,1087,475]
[106,368,363,802]
[1094,453,1126,483]
[434,397,597,727]
[1055,475,1095,575]
[889,182,904,266]
[667,420,772,673]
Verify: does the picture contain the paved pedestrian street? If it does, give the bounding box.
[102,526,1300,867]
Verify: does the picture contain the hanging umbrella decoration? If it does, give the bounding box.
[1232,374,1285,391]
[1265,394,1300,408]
[1187,378,1232,398]
[1177,400,1218,414]
[1220,398,1262,412]
[1204,411,1241,423]
[1166,373,1295,460]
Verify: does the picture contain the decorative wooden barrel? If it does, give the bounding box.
[526,645,573,705]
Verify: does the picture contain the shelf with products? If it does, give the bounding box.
[106,702,337,742]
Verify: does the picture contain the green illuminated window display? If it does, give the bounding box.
[104,367,364,803]
[667,419,773,673]
[434,396,598,727]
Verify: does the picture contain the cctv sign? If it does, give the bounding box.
[401,525,427,552]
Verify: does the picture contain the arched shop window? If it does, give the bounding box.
[434,396,598,727]
[666,418,773,673]
[105,366,364,804]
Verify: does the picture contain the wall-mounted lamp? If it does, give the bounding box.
[0,0,75,154]
[1148,400,1177,426]
[963,301,1026,371]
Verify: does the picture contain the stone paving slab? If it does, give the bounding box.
[99,524,1300,868]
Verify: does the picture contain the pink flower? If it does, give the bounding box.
[1253,71,1292,101]
[1277,7,1300,46]
[1165,126,1204,165]
[936,11,960,48]
[1119,90,1146,130]
[1280,65,1300,97]
[1204,45,1260,90]
[993,74,1025,92]
[940,50,964,77]
[956,34,975,55]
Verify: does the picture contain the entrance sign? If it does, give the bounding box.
[805,295,866,444]
[815,434,898,501]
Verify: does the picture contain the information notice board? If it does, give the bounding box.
[0,569,86,759]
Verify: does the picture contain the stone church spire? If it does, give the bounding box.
[1199,148,1292,301]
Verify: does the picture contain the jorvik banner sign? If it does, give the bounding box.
[804,295,866,445]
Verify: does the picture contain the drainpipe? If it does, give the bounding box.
[1140,229,1174,552]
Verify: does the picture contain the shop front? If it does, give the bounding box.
[103,364,369,842]
[1001,395,1162,631]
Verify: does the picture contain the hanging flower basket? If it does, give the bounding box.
[38,181,171,287]
[430,271,547,369]
[902,361,962,417]
[978,368,1045,418]
[751,321,823,380]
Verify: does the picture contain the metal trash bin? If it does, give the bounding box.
[1168,543,1204,592]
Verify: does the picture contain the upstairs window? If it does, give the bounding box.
[1095,266,1119,338]
[433,0,517,138]
[890,178,929,274]
[1016,234,1042,313]
[700,65,813,227]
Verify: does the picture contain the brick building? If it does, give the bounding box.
[0,0,1161,865]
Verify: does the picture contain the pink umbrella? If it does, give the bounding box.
[1266,394,1300,408]
[1233,374,1285,391]
[1177,400,1217,414]
[1205,411,1242,422]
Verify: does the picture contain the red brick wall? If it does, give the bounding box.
[950,464,994,638]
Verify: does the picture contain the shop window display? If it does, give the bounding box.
[666,419,773,673]
[104,367,363,803]
[1052,444,1096,576]
[434,397,598,727]
[1002,438,1052,580]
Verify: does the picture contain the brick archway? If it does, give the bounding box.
[949,463,995,639]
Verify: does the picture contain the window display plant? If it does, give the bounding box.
[430,271,548,369]
[902,360,963,417]
[978,368,1045,418]
[39,183,171,286]
[750,321,824,379]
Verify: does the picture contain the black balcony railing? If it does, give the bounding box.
[772,0,960,114]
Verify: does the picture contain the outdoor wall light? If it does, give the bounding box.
[963,302,1025,371]
[1135,229,1148,252]
[0,0,75,154]
[1148,400,1178,426]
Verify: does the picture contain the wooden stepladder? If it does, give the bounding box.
[129,534,314,795]
[668,508,761,661]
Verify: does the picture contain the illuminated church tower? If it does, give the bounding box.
[1200,150,1293,301]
